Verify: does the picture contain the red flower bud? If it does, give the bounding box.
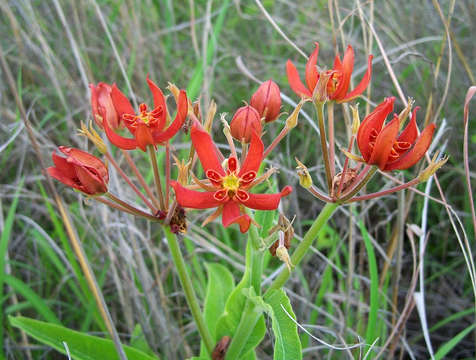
[90,83,121,130]
[47,147,109,195]
[229,105,262,143]
[250,80,281,123]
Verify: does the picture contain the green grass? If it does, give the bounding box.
[1,0,475,359]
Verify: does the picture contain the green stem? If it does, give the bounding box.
[266,202,339,293]
[315,102,333,192]
[225,226,264,360]
[163,227,214,354]
[249,225,263,294]
[225,302,262,360]
[148,145,166,211]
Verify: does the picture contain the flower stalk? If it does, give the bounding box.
[163,227,214,354]
[315,102,333,192]
[266,202,339,293]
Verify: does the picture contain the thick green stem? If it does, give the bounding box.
[225,302,262,360]
[315,102,333,192]
[163,227,214,354]
[266,202,339,293]
[249,225,263,294]
[225,226,264,360]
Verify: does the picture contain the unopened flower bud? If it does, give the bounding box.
[295,158,313,188]
[313,70,334,104]
[229,105,262,143]
[285,99,306,129]
[250,80,281,123]
[350,105,360,135]
[275,234,293,272]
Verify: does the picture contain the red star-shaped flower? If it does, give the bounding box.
[171,125,292,233]
[102,76,188,151]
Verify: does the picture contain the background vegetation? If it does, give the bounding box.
[1,0,475,358]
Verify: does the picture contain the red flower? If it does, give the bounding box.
[229,105,262,143]
[356,97,436,171]
[286,43,372,103]
[171,125,292,233]
[90,82,121,130]
[47,147,109,195]
[250,80,281,123]
[103,77,188,151]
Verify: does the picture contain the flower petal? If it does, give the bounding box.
[171,181,222,209]
[368,114,400,170]
[146,76,166,111]
[331,45,354,100]
[135,123,155,152]
[339,55,373,103]
[190,125,225,176]
[59,147,108,181]
[51,152,76,179]
[240,186,292,210]
[357,97,395,161]
[286,60,312,98]
[153,90,188,143]
[111,84,135,118]
[305,43,319,92]
[47,166,82,191]
[397,106,419,144]
[103,115,138,150]
[238,131,264,176]
[222,201,251,233]
[385,123,436,171]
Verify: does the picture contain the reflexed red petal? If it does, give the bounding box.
[135,123,155,152]
[222,201,251,233]
[153,90,188,143]
[110,84,135,118]
[339,55,373,103]
[146,76,166,111]
[190,125,225,176]
[368,114,400,170]
[103,116,137,150]
[397,106,419,144]
[239,131,264,177]
[305,43,319,92]
[286,60,312,98]
[240,186,292,210]
[171,181,222,209]
[331,45,354,100]
[385,123,436,171]
[357,97,395,161]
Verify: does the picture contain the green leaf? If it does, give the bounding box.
[264,289,302,360]
[204,263,235,339]
[0,178,23,357]
[130,323,155,357]
[215,243,265,359]
[10,316,159,360]
[199,263,235,358]
[434,323,476,360]
[359,219,380,358]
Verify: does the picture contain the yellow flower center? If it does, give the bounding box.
[222,174,240,192]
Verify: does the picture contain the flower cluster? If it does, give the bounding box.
[47,41,444,238]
